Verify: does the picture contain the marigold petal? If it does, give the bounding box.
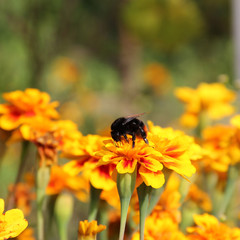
[116,159,137,174]
[139,166,165,189]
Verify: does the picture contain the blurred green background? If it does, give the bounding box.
[0,0,232,133]
[0,1,235,238]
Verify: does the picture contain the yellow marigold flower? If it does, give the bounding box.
[0,88,59,131]
[98,138,165,189]
[187,213,240,240]
[132,216,187,240]
[147,121,197,178]
[175,83,236,127]
[46,163,89,202]
[187,184,212,212]
[78,220,106,240]
[0,198,28,240]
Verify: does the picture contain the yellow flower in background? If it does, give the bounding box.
[201,125,234,173]
[132,216,187,240]
[175,83,236,127]
[187,213,240,240]
[52,57,80,83]
[98,138,165,189]
[0,88,59,131]
[151,173,181,224]
[187,184,212,212]
[147,121,197,178]
[46,163,89,202]
[229,115,240,165]
[201,122,240,172]
[0,198,28,240]
[78,220,106,240]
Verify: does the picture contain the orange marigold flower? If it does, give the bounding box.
[175,83,236,128]
[98,138,165,189]
[78,220,106,240]
[46,163,89,202]
[187,213,240,240]
[17,118,82,166]
[97,121,199,189]
[0,198,28,240]
[132,215,187,240]
[0,88,59,131]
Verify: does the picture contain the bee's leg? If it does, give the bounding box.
[139,126,149,144]
[123,134,129,142]
[131,133,136,148]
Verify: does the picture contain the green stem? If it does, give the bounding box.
[6,141,30,209]
[147,187,164,215]
[117,170,137,240]
[137,183,152,240]
[119,197,131,240]
[216,164,239,218]
[98,200,109,240]
[37,165,50,240]
[55,193,74,240]
[88,185,102,221]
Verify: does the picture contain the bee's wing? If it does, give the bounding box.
[122,113,146,125]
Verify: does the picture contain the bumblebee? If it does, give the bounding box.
[111,113,149,148]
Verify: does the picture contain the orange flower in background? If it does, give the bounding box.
[100,187,120,210]
[16,228,35,240]
[8,182,35,216]
[187,184,212,212]
[132,216,187,240]
[46,163,89,202]
[0,88,59,131]
[0,198,28,240]
[187,213,240,240]
[16,118,82,166]
[78,220,106,240]
[175,82,236,128]
[143,63,172,94]
[52,57,80,83]
[98,138,165,189]
[200,124,240,173]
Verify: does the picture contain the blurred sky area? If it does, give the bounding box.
[0,0,235,134]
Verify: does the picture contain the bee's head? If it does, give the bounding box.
[111,131,121,142]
